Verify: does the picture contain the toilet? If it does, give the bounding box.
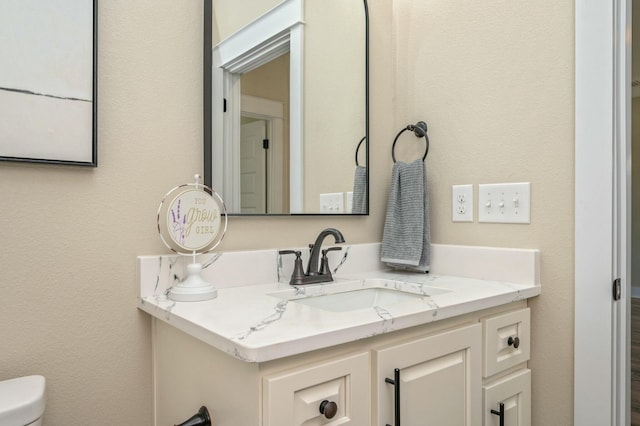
[0,376,46,426]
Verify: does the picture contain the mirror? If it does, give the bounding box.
[205,0,369,215]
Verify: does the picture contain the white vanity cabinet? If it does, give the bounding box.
[152,303,531,426]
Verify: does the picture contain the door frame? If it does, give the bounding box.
[574,0,631,424]
[211,0,304,212]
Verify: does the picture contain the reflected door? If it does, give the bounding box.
[240,119,267,213]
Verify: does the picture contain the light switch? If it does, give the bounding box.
[320,193,344,214]
[478,182,531,224]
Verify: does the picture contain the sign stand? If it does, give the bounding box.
[157,174,227,302]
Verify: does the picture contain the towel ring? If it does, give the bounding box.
[392,121,429,163]
[355,136,366,166]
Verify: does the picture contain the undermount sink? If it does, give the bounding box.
[289,287,424,312]
[267,278,451,312]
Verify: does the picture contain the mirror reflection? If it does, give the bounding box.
[209,0,368,215]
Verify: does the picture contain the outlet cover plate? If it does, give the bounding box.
[452,184,473,222]
[478,182,531,223]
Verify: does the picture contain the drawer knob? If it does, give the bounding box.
[507,336,520,349]
[319,400,338,419]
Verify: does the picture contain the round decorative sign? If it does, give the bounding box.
[165,188,221,252]
[156,175,227,302]
[157,176,227,255]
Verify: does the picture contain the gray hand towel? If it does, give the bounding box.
[352,165,368,214]
[381,159,430,271]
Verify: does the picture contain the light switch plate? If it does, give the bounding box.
[478,182,531,223]
[452,184,473,222]
[320,193,344,214]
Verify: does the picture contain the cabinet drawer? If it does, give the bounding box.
[262,352,370,426]
[483,369,531,426]
[482,308,530,377]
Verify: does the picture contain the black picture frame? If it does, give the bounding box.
[0,0,98,167]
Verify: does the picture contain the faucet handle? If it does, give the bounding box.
[320,247,342,276]
[322,247,343,255]
[279,250,306,285]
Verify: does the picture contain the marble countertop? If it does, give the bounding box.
[138,269,541,363]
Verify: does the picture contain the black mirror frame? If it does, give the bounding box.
[203,0,369,216]
[203,0,213,188]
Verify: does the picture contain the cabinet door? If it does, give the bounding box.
[483,369,531,426]
[375,323,482,426]
[263,351,370,426]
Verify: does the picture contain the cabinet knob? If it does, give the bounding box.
[507,336,520,349]
[319,400,338,419]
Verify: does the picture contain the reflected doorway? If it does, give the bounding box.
[240,118,268,213]
[239,95,287,214]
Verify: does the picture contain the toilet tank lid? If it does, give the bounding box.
[0,375,46,425]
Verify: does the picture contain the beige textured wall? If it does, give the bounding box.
[392,0,575,424]
[212,0,281,43]
[0,1,204,424]
[0,0,574,424]
[0,1,392,424]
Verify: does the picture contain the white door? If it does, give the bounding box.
[241,95,286,214]
[575,0,631,424]
[240,119,267,213]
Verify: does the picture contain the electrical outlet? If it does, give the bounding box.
[320,193,344,214]
[452,184,473,222]
[478,182,531,223]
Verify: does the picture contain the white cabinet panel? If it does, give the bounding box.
[483,369,531,426]
[263,351,370,426]
[375,323,482,426]
[483,308,530,377]
[401,350,468,425]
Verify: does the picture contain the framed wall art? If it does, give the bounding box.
[0,0,97,166]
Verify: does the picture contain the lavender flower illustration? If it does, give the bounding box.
[170,199,186,245]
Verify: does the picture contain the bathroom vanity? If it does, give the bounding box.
[138,244,539,425]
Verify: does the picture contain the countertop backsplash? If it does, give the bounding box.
[138,243,539,301]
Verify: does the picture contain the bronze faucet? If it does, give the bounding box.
[279,228,345,285]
